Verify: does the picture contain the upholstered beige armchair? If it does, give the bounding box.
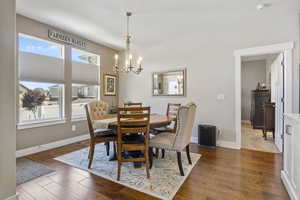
[149,103,197,176]
[88,101,109,120]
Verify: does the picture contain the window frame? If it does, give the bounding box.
[71,48,101,121]
[17,33,66,129]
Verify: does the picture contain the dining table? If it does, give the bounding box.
[98,113,175,167]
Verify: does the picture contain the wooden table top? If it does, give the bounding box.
[98,114,174,126]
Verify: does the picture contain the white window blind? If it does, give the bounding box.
[72,61,100,85]
[19,52,64,83]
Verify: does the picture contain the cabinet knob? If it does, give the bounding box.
[285,125,292,135]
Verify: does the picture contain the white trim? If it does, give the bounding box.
[217,140,241,149]
[234,42,294,148]
[71,116,87,122]
[190,136,241,150]
[190,136,198,144]
[5,194,18,200]
[281,170,298,200]
[241,120,251,124]
[16,134,89,158]
[17,119,66,130]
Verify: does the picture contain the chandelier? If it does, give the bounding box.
[113,12,143,74]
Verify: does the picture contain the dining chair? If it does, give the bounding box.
[116,106,151,181]
[152,103,181,158]
[85,101,117,168]
[149,103,196,176]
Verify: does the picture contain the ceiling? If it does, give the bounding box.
[16,0,297,50]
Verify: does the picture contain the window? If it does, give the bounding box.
[19,81,63,123]
[71,48,100,119]
[18,34,64,125]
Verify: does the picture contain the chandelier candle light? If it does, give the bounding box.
[113,12,143,74]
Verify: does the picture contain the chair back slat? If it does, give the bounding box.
[124,102,142,107]
[167,103,181,117]
[167,103,181,132]
[119,127,148,134]
[117,106,151,127]
[118,113,150,119]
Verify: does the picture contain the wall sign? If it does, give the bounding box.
[48,29,86,49]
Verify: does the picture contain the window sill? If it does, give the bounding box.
[17,119,66,130]
[71,116,87,122]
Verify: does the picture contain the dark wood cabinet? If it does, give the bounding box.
[250,90,271,129]
[263,102,275,140]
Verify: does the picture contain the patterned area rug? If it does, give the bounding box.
[242,122,280,153]
[55,144,201,200]
[17,158,55,185]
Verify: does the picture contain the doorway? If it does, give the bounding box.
[240,53,283,153]
[234,42,294,150]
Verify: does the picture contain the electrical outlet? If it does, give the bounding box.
[72,125,76,132]
[217,94,225,100]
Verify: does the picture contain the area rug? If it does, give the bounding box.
[242,122,280,153]
[17,158,55,185]
[54,144,201,200]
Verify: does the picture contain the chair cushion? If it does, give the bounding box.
[94,129,115,138]
[152,127,174,134]
[150,132,176,150]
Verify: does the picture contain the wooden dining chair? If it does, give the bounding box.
[149,103,197,176]
[116,106,151,181]
[152,103,181,158]
[85,102,117,169]
[152,103,181,134]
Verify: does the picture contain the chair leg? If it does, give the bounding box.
[186,145,192,165]
[145,146,150,178]
[263,129,267,140]
[161,149,165,159]
[117,162,121,181]
[88,143,95,169]
[117,135,122,181]
[149,147,153,169]
[155,148,159,159]
[177,151,184,176]
[105,142,110,156]
[113,142,117,155]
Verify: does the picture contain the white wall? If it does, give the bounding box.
[119,2,300,143]
[0,0,16,199]
[241,60,266,121]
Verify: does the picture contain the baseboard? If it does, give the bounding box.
[16,134,89,158]
[190,136,198,143]
[281,170,298,200]
[241,120,251,124]
[5,194,18,200]
[217,140,241,149]
[190,136,240,150]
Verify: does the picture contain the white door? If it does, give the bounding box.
[274,53,284,152]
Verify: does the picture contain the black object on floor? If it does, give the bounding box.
[198,124,216,147]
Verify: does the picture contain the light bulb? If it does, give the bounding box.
[114,54,119,60]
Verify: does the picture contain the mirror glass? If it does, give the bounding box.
[153,69,186,96]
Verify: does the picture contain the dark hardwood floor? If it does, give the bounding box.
[17,141,289,200]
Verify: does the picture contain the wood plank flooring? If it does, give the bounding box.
[17,141,289,200]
